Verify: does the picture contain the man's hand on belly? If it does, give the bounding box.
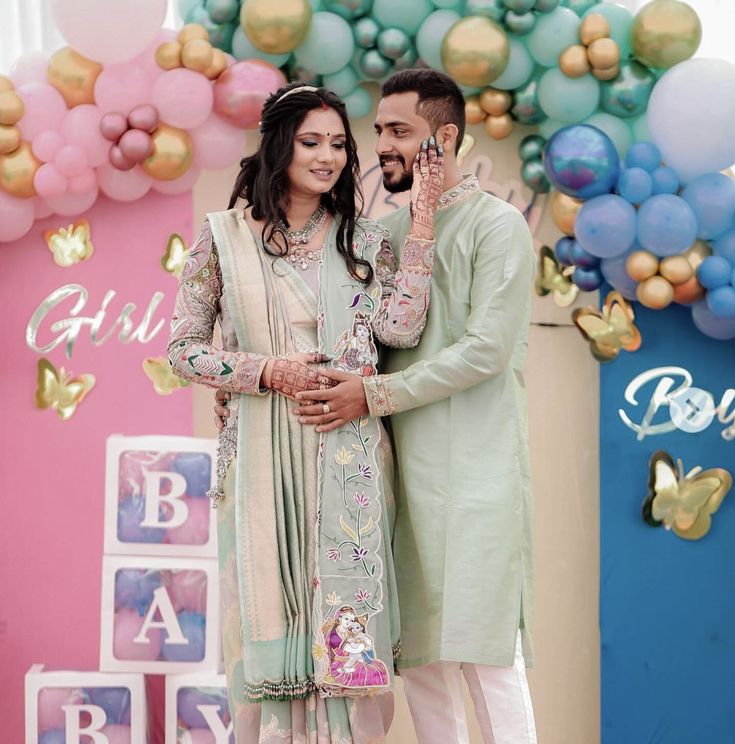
[293,370,369,432]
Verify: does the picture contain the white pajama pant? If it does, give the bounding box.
[399,634,536,744]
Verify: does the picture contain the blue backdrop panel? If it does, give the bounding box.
[600,302,735,744]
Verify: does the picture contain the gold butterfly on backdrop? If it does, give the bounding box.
[44,220,94,267]
[573,290,642,363]
[456,133,475,166]
[642,450,732,541]
[161,233,190,279]
[535,245,579,307]
[143,356,190,395]
[35,357,95,420]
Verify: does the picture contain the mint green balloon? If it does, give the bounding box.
[539,117,566,138]
[310,0,324,9]
[511,74,546,124]
[583,4,634,59]
[492,37,534,89]
[361,49,393,79]
[538,68,600,122]
[527,7,580,67]
[505,11,537,36]
[465,0,505,22]
[632,113,652,143]
[378,28,411,60]
[354,17,380,48]
[562,0,596,15]
[432,0,462,7]
[416,10,461,71]
[322,67,360,96]
[322,0,372,20]
[343,85,373,118]
[294,12,355,75]
[585,112,633,158]
[395,43,419,71]
[232,26,290,67]
[372,0,433,36]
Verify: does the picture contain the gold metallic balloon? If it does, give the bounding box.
[182,39,214,73]
[636,275,674,309]
[204,48,229,80]
[441,16,510,88]
[241,0,313,55]
[35,357,95,421]
[626,250,660,281]
[47,47,102,108]
[632,0,702,69]
[465,96,487,125]
[683,238,712,271]
[592,64,620,81]
[143,124,193,181]
[659,255,693,285]
[0,90,24,125]
[484,113,514,140]
[0,141,39,198]
[457,133,476,166]
[0,124,20,155]
[178,23,210,44]
[479,87,512,116]
[672,275,705,304]
[559,45,591,78]
[550,191,583,236]
[587,37,620,70]
[0,76,13,93]
[579,12,611,46]
[156,41,183,70]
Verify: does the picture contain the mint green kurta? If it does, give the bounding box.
[365,177,536,670]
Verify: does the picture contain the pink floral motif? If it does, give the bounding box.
[354,589,371,603]
[327,548,341,561]
[354,491,370,508]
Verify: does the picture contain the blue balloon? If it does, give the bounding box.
[625,142,660,172]
[681,172,735,240]
[115,569,162,613]
[707,285,735,318]
[177,686,230,729]
[600,252,639,300]
[117,496,166,543]
[570,240,600,268]
[698,256,733,290]
[171,452,212,498]
[617,167,652,204]
[575,194,637,258]
[573,266,604,291]
[692,300,735,340]
[636,194,698,257]
[555,236,574,265]
[87,687,131,725]
[39,730,66,744]
[161,612,207,662]
[713,227,735,264]
[543,125,619,199]
[651,166,680,195]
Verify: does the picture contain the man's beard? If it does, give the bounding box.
[380,156,414,193]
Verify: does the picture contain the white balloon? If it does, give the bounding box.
[648,58,735,183]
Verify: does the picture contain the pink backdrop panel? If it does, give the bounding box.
[0,192,195,743]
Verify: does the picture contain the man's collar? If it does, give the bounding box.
[437,175,481,211]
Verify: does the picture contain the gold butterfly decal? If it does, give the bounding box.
[44,220,94,267]
[35,357,95,420]
[535,245,578,307]
[573,290,642,363]
[161,233,190,279]
[142,356,190,395]
[642,450,731,540]
[457,133,475,166]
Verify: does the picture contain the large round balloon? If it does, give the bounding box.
[632,0,701,69]
[240,0,312,55]
[575,194,637,258]
[543,124,619,200]
[0,187,34,241]
[491,36,534,91]
[584,112,632,159]
[637,194,698,257]
[681,173,735,241]
[142,125,193,181]
[526,7,580,67]
[583,3,635,58]
[648,59,735,182]
[537,68,599,123]
[691,300,735,340]
[372,0,434,36]
[441,16,510,88]
[417,10,462,72]
[293,12,355,75]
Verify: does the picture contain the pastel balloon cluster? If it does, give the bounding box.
[100,106,158,171]
[177,686,231,730]
[555,235,603,291]
[156,23,229,80]
[0,76,24,155]
[517,134,550,194]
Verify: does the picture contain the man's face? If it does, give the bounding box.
[374,92,432,193]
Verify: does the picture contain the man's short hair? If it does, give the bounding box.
[381,69,466,154]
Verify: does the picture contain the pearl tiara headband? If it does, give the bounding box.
[274,85,320,105]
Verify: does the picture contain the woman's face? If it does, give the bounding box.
[288,108,348,199]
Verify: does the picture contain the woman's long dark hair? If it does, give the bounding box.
[228,82,371,285]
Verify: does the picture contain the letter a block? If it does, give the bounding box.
[165,673,233,743]
[25,664,147,743]
[100,555,219,673]
[104,435,218,557]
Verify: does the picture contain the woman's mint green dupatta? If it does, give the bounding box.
[207,209,397,703]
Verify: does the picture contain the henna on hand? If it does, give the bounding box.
[269,357,338,400]
[410,137,445,240]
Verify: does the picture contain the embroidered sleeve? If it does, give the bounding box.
[167,221,269,396]
[363,373,397,417]
[371,233,435,349]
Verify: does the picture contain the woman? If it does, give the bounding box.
[168,82,443,743]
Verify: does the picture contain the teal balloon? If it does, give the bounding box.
[491,36,533,90]
[527,7,580,67]
[505,11,537,36]
[294,12,355,75]
[416,10,461,71]
[503,0,535,11]
[600,60,655,120]
[377,28,411,60]
[539,117,565,138]
[538,68,599,122]
[232,26,291,66]
[534,0,561,11]
[186,6,236,52]
[522,159,551,193]
[310,0,324,9]
[464,0,505,22]
[322,0,373,20]
[432,0,462,7]
[584,112,633,158]
[519,134,546,162]
[343,85,372,118]
[360,49,393,79]
[179,0,201,21]
[583,4,634,59]
[394,43,419,71]
[511,74,547,125]
[354,17,380,48]
[205,0,239,24]
[322,67,360,96]
[631,113,652,144]
[372,0,433,35]
[562,0,596,16]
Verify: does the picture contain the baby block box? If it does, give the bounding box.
[105,435,219,558]
[165,673,233,744]
[25,664,147,744]
[100,555,219,674]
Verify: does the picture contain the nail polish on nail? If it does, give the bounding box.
[422,140,428,150]
[429,135,436,145]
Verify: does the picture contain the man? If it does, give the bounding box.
[219,70,537,743]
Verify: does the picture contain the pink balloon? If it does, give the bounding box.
[98,163,152,201]
[191,113,246,170]
[100,725,132,744]
[181,729,216,744]
[168,569,207,614]
[128,104,159,133]
[151,68,214,130]
[34,163,68,198]
[32,131,65,163]
[133,29,177,80]
[94,63,152,116]
[118,129,153,163]
[9,51,50,87]
[17,83,68,140]
[45,187,99,217]
[33,197,54,219]
[213,60,286,130]
[113,608,163,661]
[109,145,136,171]
[100,112,129,143]
[0,190,35,242]
[62,105,110,167]
[166,497,211,546]
[70,168,98,194]
[55,145,88,178]
[37,687,85,732]
[151,167,200,195]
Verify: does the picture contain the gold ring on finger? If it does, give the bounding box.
[323,403,330,415]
